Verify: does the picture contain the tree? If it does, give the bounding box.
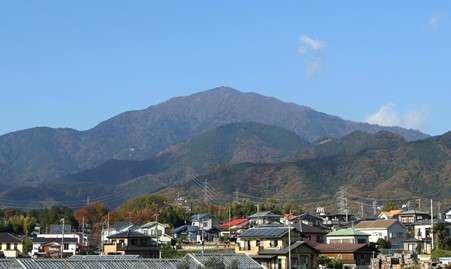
[23,238,33,254]
[433,223,448,250]
[381,202,399,212]
[377,238,391,249]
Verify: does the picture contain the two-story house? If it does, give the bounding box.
[294,223,329,243]
[236,226,318,269]
[0,233,23,258]
[443,208,451,223]
[31,237,78,258]
[326,228,370,244]
[191,213,220,241]
[101,222,138,244]
[137,221,172,245]
[102,230,160,258]
[248,211,281,226]
[355,219,407,248]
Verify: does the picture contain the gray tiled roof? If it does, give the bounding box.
[0,232,22,243]
[186,253,264,269]
[17,258,182,269]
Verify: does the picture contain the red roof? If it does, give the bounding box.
[220,218,249,230]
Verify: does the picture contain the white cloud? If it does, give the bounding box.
[366,104,428,130]
[298,35,326,54]
[428,15,441,30]
[297,35,326,79]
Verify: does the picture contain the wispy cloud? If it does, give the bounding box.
[306,59,321,79]
[298,35,326,54]
[297,35,326,79]
[428,15,441,30]
[366,103,428,130]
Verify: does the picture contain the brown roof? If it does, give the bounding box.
[379,210,403,218]
[355,219,398,229]
[305,241,370,253]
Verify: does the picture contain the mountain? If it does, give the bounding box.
[0,122,309,205]
[159,131,451,203]
[0,87,428,188]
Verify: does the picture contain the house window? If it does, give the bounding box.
[247,241,251,250]
[270,240,278,247]
[277,258,282,269]
[256,240,260,247]
[357,238,367,244]
[6,243,11,250]
[14,243,18,250]
[64,243,69,250]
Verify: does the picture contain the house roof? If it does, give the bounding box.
[141,221,169,229]
[0,232,22,243]
[32,237,78,244]
[306,242,370,253]
[239,227,295,239]
[399,210,430,215]
[294,223,329,234]
[248,211,280,219]
[259,241,318,255]
[110,221,134,231]
[191,213,211,222]
[356,219,400,229]
[379,209,403,218]
[220,218,249,230]
[107,230,149,239]
[327,228,370,237]
[186,253,264,269]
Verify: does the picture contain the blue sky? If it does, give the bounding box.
[1,1,450,135]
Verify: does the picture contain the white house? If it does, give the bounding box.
[136,221,172,245]
[443,208,451,223]
[0,233,23,258]
[101,222,137,244]
[355,219,407,248]
[31,237,78,257]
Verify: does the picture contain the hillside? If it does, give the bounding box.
[159,131,451,204]
[0,87,428,188]
[0,122,309,206]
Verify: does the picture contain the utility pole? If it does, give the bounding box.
[156,214,161,259]
[438,202,442,220]
[372,200,377,217]
[360,202,364,219]
[82,216,85,247]
[60,218,65,259]
[431,199,434,250]
[204,178,208,205]
[417,199,421,210]
[288,222,292,269]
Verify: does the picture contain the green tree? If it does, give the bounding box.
[433,223,448,250]
[23,238,33,254]
[377,238,391,249]
[381,202,399,211]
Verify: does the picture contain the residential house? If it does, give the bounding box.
[294,223,329,243]
[306,242,373,269]
[191,213,220,241]
[248,211,281,226]
[355,219,407,248]
[298,213,326,228]
[31,237,78,257]
[137,221,172,245]
[0,233,23,258]
[323,214,357,227]
[220,218,249,238]
[397,210,430,225]
[405,219,451,255]
[100,222,137,244]
[173,225,199,243]
[443,208,451,223]
[236,226,318,269]
[326,228,370,244]
[102,230,160,258]
[378,209,403,220]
